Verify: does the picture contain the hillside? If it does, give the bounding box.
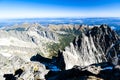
[0,23,120,80]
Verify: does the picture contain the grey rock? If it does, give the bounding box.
[0,55,48,80]
[58,25,119,69]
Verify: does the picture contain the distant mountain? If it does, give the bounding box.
[0,23,59,61]
[0,17,120,30]
[57,24,119,69]
[0,22,120,80]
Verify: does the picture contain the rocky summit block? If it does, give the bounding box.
[57,24,120,70]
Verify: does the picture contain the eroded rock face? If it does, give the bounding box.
[0,55,48,80]
[1,24,120,80]
[90,25,119,54]
[59,25,119,69]
[107,40,120,65]
[0,23,59,60]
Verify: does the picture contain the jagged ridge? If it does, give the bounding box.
[58,24,120,69]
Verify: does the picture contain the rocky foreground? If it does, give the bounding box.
[46,62,120,80]
[0,24,120,80]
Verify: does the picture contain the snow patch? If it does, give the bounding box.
[0,37,37,48]
[0,52,11,57]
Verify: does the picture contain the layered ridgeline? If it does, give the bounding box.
[0,23,82,80]
[0,23,59,60]
[0,23,59,79]
[45,24,120,80]
[0,23,82,60]
[59,24,119,69]
[0,23,120,80]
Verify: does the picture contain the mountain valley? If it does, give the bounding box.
[0,20,120,80]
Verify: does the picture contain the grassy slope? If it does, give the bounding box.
[47,28,81,57]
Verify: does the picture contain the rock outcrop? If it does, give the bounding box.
[58,25,119,69]
[1,24,120,80]
[0,55,48,80]
[45,62,120,80]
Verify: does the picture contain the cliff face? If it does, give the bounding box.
[60,25,119,69]
[0,23,58,60]
[0,23,120,80]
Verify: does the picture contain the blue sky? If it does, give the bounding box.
[0,0,120,18]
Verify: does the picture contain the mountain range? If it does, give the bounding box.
[0,19,120,80]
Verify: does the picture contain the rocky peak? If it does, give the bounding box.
[90,24,119,54]
[0,23,59,58]
[57,25,119,70]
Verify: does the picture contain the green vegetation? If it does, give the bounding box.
[59,34,76,50]
[48,33,76,57]
[47,28,82,57]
